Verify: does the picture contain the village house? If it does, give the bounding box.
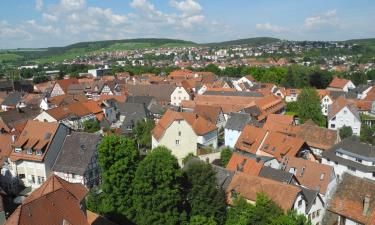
[53,132,102,188]
[327,77,355,92]
[50,78,79,97]
[35,101,98,130]
[7,120,69,191]
[322,136,375,181]
[327,96,361,136]
[152,110,218,164]
[193,105,226,128]
[235,125,316,162]
[224,112,253,148]
[226,172,307,216]
[171,85,192,106]
[326,173,375,225]
[281,157,337,202]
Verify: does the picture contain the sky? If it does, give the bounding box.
[0,0,375,49]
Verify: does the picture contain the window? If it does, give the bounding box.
[373,172,375,177]
[27,149,32,155]
[37,176,44,184]
[300,167,305,177]
[298,199,303,207]
[30,175,35,184]
[72,173,76,179]
[175,140,180,145]
[178,131,181,136]
[316,209,320,216]
[36,150,42,156]
[330,124,336,128]
[335,161,338,165]
[19,174,25,179]
[356,158,362,163]
[320,173,325,181]
[348,166,356,172]
[14,147,22,153]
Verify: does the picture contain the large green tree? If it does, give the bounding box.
[220,147,233,167]
[185,161,227,224]
[133,119,155,148]
[97,135,140,216]
[131,146,186,225]
[189,215,217,225]
[297,88,325,126]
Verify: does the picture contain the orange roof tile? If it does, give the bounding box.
[226,153,264,176]
[226,172,301,212]
[329,77,351,89]
[152,109,217,141]
[284,157,335,195]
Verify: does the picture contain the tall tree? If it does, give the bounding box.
[189,215,217,225]
[339,126,353,139]
[220,147,233,167]
[133,119,155,149]
[131,146,186,225]
[185,161,227,224]
[297,88,325,126]
[98,135,140,216]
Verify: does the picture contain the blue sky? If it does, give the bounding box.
[0,0,375,48]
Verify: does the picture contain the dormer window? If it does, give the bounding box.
[300,167,305,177]
[320,173,325,181]
[27,149,33,155]
[36,150,42,156]
[14,147,22,153]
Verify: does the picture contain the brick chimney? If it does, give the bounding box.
[363,194,371,216]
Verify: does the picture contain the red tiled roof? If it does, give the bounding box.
[283,157,335,195]
[226,172,301,212]
[226,153,264,176]
[152,109,217,141]
[5,174,88,225]
[329,77,351,89]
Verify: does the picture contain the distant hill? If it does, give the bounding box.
[204,37,280,47]
[344,38,375,51]
[4,38,198,63]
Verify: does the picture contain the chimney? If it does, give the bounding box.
[363,195,371,216]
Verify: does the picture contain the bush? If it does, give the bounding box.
[339,126,353,139]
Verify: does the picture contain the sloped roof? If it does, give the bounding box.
[5,175,88,225]
[152,109,217,141]
[284,157,335,195]
[329,77,351,89]
[258,166,295,184]
[194,105,222,124]
[45,101,93,121]
[54,78,79,93]
[226,153,264,176]
[225,112,251,131]
[10,120,61,162]
[52,132,101,175]
[297,120,338,151]
[1,92,23,106]
[226,172,301,212]
[328,96,360,121]
[328,173,375,225]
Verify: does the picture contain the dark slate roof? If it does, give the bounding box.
[0,80,13,90]
[118,103,151,132]
[352,84,371,94]
[243,105,261,117]
[126,96,154,107]
[212,165,234,190]
[122,84,175,102]
[225,112,251,131]
[329,91,346,100]
[322,136,375,173]
[300,187,321,213]
[1,92,23,106]
[203,91,263,97]
[0,106,40,128]
[258,166,295,184]
[52,132,102,175]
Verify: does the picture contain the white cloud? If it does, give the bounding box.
[304,9,339,29]
[35,0,43,11]
[60,0,86,11]
[0,20,31,40]
[170,0,202,15]
[256,22,289,33]
[42,13,58,22]
[24,20,60,34]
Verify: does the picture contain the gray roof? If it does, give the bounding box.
[300,187,321,213]
[0,106,40,128]
[352,84,372,94]
[329,91,346,100]
[212,165,234,190]
[118,103,151,132]
[258,166,295,184]
[52,132,102,175]
[1,92,23,106]
[225,112,251,131]
[203,91,263,97]
[322,136,375,172]
[123,84,175,102]
[126,96,154,107]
